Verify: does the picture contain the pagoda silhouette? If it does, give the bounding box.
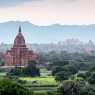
[5,26,38,66]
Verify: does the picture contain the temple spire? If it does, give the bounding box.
[19,26,21,33]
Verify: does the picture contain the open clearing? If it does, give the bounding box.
[20,76,57,85]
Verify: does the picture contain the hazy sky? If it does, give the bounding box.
[0,0,95,25]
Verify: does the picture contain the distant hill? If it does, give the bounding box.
[0,21,95,43]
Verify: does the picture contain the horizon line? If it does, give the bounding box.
[0,20,95,26]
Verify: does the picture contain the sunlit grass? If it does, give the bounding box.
[0,72,7,76]
[20,76,57,86]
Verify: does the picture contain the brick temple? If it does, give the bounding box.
[5,26,38,66]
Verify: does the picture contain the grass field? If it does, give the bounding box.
[0,72,58,92]
[0,72,7,76]
[20,76,58,92]
[20,76,57,85]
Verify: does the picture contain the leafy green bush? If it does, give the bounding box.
[7,61,40,77]
[77,72,87,80]
[57,80,80,95]
[24,61,40,77]
[7,67,24,77]
[88,72,95,84]
[55,71,70,81]
[0,78,32,95]
[80,85,95,95]
[52,66,64,76]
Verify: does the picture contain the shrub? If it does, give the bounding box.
[0,78,32,95]
[55,71,70,81]
[24,61,40,77]
[88,72,95,84]
[77,72,87,80]
[57,80,80,95]
[7,67,24,77]
[7,61,40,77]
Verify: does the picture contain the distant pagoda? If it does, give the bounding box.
[5,26,38,66]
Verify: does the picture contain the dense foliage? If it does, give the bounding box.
[0,78,32,95]
[2,51,95,95]
[58,80,80,95]
[7,61,40,77]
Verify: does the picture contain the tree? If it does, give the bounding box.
[7,61,40,77]
[50,60,69,68]
[52,66,64,76]
[0,78,32,95]
[24,61,40,77]
[88,72,95,84]
[63,64,78,75]
[80,85,95,95]
[7,67,23,77]
[58,80,80,95]
[77,72,87,80]
[89,65,95,72]
[55,71,71,81]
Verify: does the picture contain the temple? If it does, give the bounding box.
[4,26,38,66]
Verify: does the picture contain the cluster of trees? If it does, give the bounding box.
[58,79,95,95]
[56,64,95,95]
[7,61,40,77]
[0,78,32,95]
[1,51,95,95]
[51,60,85,81]
[39,51,95,95]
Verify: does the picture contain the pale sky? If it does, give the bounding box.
[0,0,95,25]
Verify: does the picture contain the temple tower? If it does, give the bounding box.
[5,26,38,66]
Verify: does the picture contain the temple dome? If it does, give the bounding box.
[14,26,26,47]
